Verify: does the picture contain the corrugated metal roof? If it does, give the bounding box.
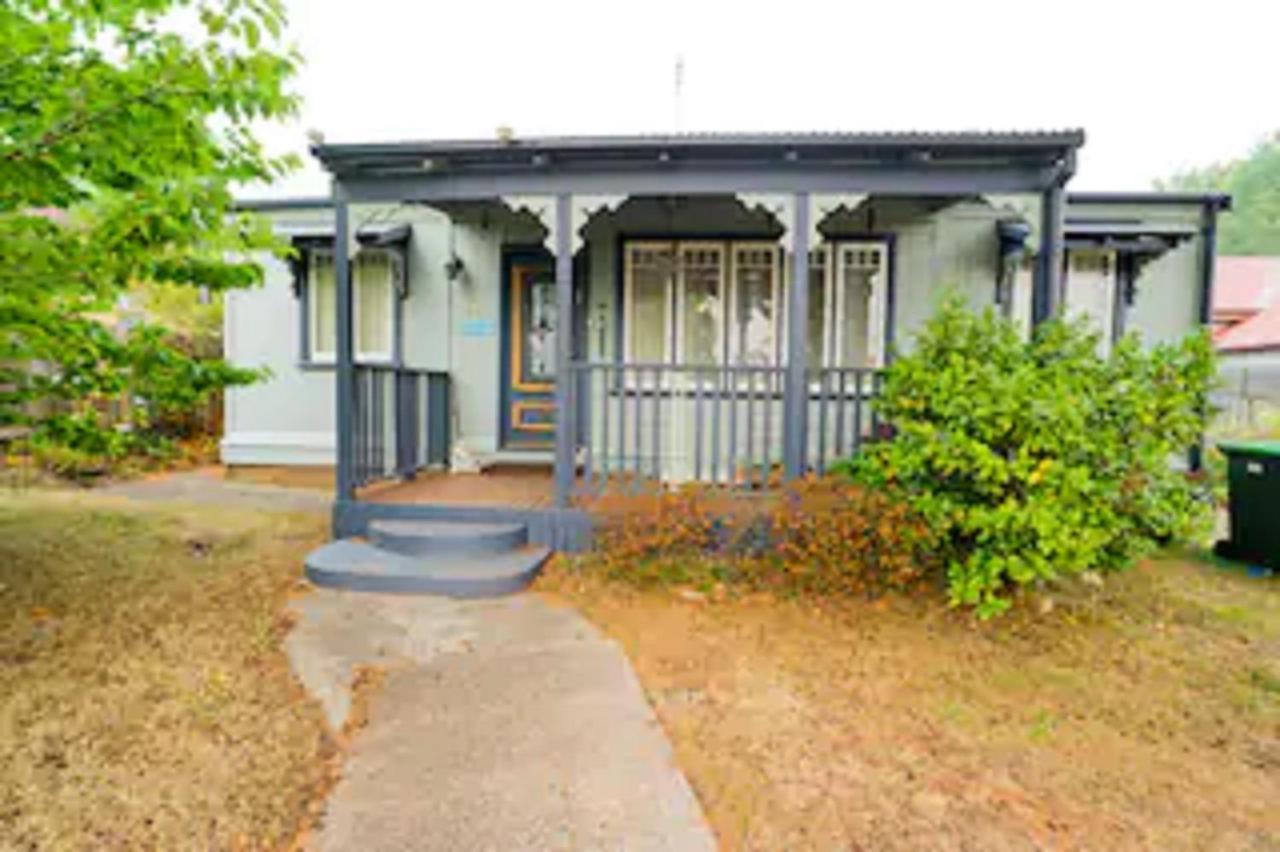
[319,128,1084,150]
[311,129,1085,172]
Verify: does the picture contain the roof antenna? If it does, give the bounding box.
[673,53,684,132]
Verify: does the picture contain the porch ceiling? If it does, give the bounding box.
[313,130,1084,203]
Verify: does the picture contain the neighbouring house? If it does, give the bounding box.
[222,130,1230,587]
[1212,256,1280,427]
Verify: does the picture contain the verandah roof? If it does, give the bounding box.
[309,130,1087,201]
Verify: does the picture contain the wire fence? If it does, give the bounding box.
[1211,360,1280,435]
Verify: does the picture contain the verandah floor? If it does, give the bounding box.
[356,465,555,508]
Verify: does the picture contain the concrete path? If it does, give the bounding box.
[97,469,331,513]
[286,589,715,852]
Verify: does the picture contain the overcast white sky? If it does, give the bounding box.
[253,0,1278,198]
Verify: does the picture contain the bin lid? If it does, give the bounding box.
[1218,439,1280,458]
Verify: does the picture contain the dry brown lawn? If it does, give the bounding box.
[539,554,1280,851]
[0,490,332,850]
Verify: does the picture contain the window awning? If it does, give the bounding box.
[285,223,412,298]
[997,218,1195,260]
[282,222,411,247]
[1063,220,1196,255]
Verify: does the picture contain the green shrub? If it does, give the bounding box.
[846,295,1216,617]
[6,316,262,476]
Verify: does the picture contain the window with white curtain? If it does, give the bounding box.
[623,241,728,365]
[804,249,830,370]
[308,248,396,363]
[834,244,887,368]
[310,250,337,360]
[354,251,394,361]
[622,239,888,370]
[678,244,725,366]
[624,242,676,363]
[730,244,781,366]
[779,241,888,370]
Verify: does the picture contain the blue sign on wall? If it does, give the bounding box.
[460,319,496,337]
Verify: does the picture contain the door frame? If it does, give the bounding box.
[499,246,557,449]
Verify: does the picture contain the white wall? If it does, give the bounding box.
[1069,199,1207,348]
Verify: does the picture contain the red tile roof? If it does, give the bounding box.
[1213,256,1280,317]
[1217,301,1280,352]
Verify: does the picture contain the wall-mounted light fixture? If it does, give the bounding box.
[444,254,465,282]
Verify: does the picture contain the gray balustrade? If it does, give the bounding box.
[352,366,451,489]
[568,361,885,496]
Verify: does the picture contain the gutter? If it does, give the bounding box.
[233,196,332,212]
[1068,191,1232,211]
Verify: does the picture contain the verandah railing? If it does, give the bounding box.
[569,361,884,495]
[352,365,451,489]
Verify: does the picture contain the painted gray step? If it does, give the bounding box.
[368,519,528,556]
[304,539,549,598]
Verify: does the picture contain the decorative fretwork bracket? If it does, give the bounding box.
[501,194,557,254]
[501,194,627,254]
[736,193,795,248]
[810,194,868,244]
[570,195,625,254]
[736,193,868,250]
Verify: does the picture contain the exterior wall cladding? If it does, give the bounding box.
[223,195,1211,469]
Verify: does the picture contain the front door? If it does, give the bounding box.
[501,257,558,448]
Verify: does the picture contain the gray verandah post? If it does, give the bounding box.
[333,185,354,503]
[553,193,574,507]
[1189,201,1221,472]
[1033,183,1065,325]
[783,192,811,479]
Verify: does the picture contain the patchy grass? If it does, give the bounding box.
[0,491,332,849]
[539,553,1280,850]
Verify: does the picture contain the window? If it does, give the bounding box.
[307,248,397,364]
[623,242,728,365]
[355,251,394,361]
[805,249,830,370]
[624,243,676,363]
[730,244,781,366]
[1064,250,1116,356]
[781,241,889,370]
[523,274,558,381]
[310,250,337,359]
[623,239,889,370]
[678,244,725,366]
[834,244,886,368]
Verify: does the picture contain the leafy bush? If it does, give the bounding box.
[4,312,262,476]
[586,478,938,597]
[846,295,1216,617]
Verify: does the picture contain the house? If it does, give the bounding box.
[1212,256,1280,427]
[222,131,1229,591]
[1212,256,1280,337]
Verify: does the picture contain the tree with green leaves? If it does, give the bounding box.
[1,0,300,473]
[1158,132,1280,255]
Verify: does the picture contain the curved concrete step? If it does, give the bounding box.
[368,519,528,557]
[304,539,550,598]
